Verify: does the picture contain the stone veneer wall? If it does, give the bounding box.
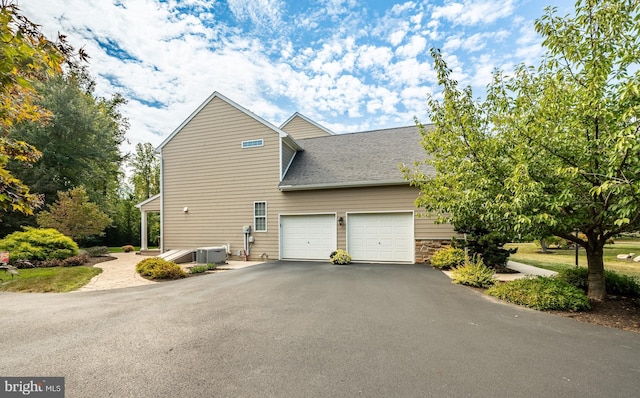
[415,239,452,264]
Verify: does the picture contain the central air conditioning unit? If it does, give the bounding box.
[196,246,227,264]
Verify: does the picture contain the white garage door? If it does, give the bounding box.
[280,214,336,260]
[347,212,414,263]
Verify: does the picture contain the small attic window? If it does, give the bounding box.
[242,139,264,148]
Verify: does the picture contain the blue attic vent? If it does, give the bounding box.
[241,139,264,148]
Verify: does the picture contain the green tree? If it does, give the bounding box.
[0,1,84,217]
[9,68,127,208]
[104,184,141,247]
[129,142,160,200]
[406,0,640,301]
[128,142,160,247]
[37,186,112,243]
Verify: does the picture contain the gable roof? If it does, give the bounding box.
[156,91,302,152]
[280,112,335,137]
[279,125,434,191]
[135,193,160,209]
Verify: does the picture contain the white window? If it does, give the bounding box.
[254,202,267,232]
[242,139,264,148]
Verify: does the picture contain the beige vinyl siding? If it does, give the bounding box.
[280,114,331,139]
[281,142,296,178]
[159,95,455,260]
[139,195,160,212]
[161,96,283,255]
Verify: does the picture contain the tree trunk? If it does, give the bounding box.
[540,239,549,253]
[584,244,606,301]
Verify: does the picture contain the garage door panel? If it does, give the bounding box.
[347,213,413,263]
[281,215,336,260]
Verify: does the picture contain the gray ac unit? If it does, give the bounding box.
[196,247,227,264]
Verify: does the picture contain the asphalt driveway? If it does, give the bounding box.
[1,261,639,397]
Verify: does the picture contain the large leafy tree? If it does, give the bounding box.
[406,0,640,301]
[128,142,160,246]
[0,1,84,217]
[130,142,160,201]
[9,67,127,208]
[37,186,112,243]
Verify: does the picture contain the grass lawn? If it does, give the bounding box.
[0,266,102,293]
[506,240,640,279]
[108,246,158,253]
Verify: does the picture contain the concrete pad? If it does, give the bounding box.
[441,260,556,282]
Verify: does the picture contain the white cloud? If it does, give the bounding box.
[432,0,515,25]
[19,0,556,149]
[227,0,285,29]
[396,34,427,58]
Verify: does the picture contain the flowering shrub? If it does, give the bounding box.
[330,249,352,265]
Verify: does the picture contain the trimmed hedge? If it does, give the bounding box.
[0,228,79,264]
[487,276,591,311]
[136,258,186,280]
[430,246,466,270]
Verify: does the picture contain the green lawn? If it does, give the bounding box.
[108,246,158,253]
[0,266,102,293]
[506,241,640,279]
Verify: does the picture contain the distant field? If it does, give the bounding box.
[506,240,640,279]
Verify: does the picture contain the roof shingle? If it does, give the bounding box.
[279,125,434,190]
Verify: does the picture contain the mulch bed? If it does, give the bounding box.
[551,295,640,333]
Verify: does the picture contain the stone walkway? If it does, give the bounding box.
[77,252,156,291]
[77,252,264,292]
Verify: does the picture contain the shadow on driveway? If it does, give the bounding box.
[1,260,639,398]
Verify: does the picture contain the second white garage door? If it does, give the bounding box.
[280,214,336,260]
[347,212,414,263]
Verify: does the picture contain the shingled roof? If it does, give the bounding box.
[279,125,435,191]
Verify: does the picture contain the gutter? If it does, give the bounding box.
[278,180,409,191]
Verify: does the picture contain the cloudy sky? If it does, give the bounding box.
[21,0,573,153]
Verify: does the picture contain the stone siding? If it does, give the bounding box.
[415,239,452,264]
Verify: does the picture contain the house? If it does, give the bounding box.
[137,92,455,263]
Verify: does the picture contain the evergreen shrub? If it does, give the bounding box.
[0,228,79,263]
[430,246,465,270]
[451,256,496,288]
[487,276,591,311]
[136,258,185,280]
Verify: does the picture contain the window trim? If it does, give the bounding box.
[242,139,264,148]
[254,201,267,232]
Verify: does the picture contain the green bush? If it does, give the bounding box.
[0,228,79,263]
[556,267,640,297]
[189,265,208,274]
[430,246,466,269]
[451,257,496,288]
[37,258,64,268]
[487,276,591,311]
[207,263,217,270]
[330,249,352,265]
[62,254,89,267]
[85,246,109,257]
[136,258,185,280]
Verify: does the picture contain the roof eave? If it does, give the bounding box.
[278,180,409,191]
[135,193,161,208]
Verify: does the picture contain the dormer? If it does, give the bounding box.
[280,112,334,140]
